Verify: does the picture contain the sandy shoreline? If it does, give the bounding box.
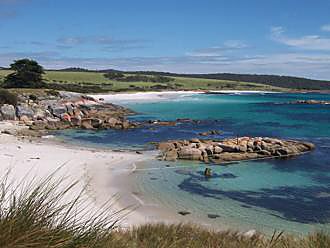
[0,121,262,235]
[0,121,203,230]
[90,90,280,104]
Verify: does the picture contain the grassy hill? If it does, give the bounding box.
[4,68,330,92]
[0,69,285,93]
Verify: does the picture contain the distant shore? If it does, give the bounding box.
[90,90,283,104]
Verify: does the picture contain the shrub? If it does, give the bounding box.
[0,89,18,106]
[46,82,106,93]
[29,94,38,101]
[45,89,61,97]
[104,72,125,80]
[0,171,125,247]
[3,59,46,89]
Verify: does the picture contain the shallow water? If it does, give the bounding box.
[57,92,330,234]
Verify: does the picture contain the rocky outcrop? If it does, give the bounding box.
[0,91,137,132]
[289,100,330,105]
[158,137,315,163]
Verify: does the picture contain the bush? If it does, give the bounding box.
[0,171,124,247]
[0,89,18,106]
[46,82,107,93]
[104,72,125,80]
[104,73,175,83]
[3,59,46,89]
[29,94,38,101]
[45,89,61,97]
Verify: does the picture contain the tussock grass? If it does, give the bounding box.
[0,171,329,247]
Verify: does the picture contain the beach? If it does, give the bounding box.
[0,121,200,230]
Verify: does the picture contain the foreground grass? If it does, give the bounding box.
[0,172,329,247]
[0,69,284,92]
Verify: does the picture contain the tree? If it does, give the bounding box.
[3,59,45,88]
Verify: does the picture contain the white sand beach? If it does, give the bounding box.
[0,121,190,229]
[91,91,201,104]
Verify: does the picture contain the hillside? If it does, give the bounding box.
[122,71,330,91]
[2,67,330,92]
[0,69,284,93]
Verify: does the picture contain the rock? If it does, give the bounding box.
[50,105,67,118]
[0,104,16,120]
[205,146,214,155]
[176,118,193,123]
[238,145,247,152]
[190,138,200,143]
[65,104,74,116]
[158,142,176,151]
[207,214,220,219]
[60,113,71,122]
[258,150,272,156]
[218,144,239,152]
[1,129,16,135]
[159,137,315,165]
[33,108,47,120]
[30,120,47,130]
[302,142,315,150]
[121,120,130,129]
[213,146,223,154]
[178,147,202,160]
[178,211,191,216]
[276,148,289,156]
[243,229,257,238]
[199,130,221,136]
[204,168,212,177]
[164,149,178,161]
[107,117,120,127]
[291,100,330,105]
[81,119,94,129]
[91,118,103,128]
[70,117,81,126]
[153,121,176,126]
[16,105,34,118]
[19,115,31,124]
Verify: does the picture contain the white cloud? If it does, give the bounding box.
[223,40,248,49]
[187,40,248,57]
[1,50,330,80]
[271,26,330,50]
[321,24,330,32]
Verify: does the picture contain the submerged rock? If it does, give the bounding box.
[178,211,191,216]
[289,100,330,105]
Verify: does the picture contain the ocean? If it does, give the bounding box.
[57,92,330,234]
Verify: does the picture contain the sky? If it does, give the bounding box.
[1,0,330,79]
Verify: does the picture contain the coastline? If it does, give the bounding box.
[0,122,148,229]
[0,122,212,231]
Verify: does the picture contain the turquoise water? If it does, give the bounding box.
[58,92,330,234]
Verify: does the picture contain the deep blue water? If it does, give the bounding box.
[57,92,330,234]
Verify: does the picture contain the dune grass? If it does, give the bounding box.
[0,170,329,247]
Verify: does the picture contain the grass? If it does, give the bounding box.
[0,170,329,247]
[0,69,285,92]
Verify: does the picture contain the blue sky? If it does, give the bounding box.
[1,0,330,79]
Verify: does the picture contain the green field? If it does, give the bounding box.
[0,69,285,92]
